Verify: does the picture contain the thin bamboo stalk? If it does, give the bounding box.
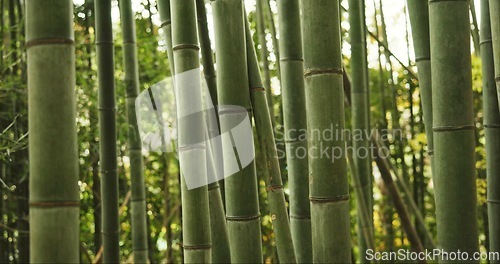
[276,0,312,261]
[348,0,372,260]
[490,0,500,110]
[481,0,500,256]
[94,0,120,261]
[118,0,149,262]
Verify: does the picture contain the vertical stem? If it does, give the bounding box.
[348,0,372,260]
[470,0,480,56]
[170,0,212,262]
[276,0,312,261]
[481,0,500,256]
[489,0,500,111]
[429,0,479,254]
[301,0,351,262]
[119,0,149,262]
[26,0,79,261]
[245,15,297,264]
[94,0,120,261]
[212,0,263,262]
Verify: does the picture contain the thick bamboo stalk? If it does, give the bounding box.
[301,1,351,262]
[481,0,500,256]
[245,16,297,264]
[26,0,79,262]
[170,0,212,262]
[406,0,433,165]
[118,0,149,262]
[490,0,500,109]
[94,0,120,261]
[195,0,231,262]
[276,0,312,262]
[211,0,263,262]
[348,0,372,260]
[429,0,479,255]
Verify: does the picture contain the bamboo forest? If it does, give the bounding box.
[1,0,500,263]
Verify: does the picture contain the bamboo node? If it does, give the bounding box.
[29,201,80,208]
[160,20,171,28]
[280,57,303,62]
[173,44,200,51]
[310,194,350,204]
[433,125,475,132]
[484,124,500,128]
[26,38,74,49]
[487,199,500,205]
[290,214,311,220]
[266,185,283,192]
[304,68,343,78]
[226,214,261,222]
[429,0,469,3]
[250,87,265,92]
[183,244,212,250]
[178,144,206,152]
[415,56,431,62]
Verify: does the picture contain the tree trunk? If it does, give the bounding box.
[26,0,79,261]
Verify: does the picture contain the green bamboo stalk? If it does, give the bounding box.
[301,1,351,262]
[26,0,79,262]
[94,0,120,261]
[256,0,274,125]
[429,0,479,255]
[276,0,312,261]
[481,0,500,256]
[346,141,375,251]
[470,0,480,56]
[211,0,263,262]
[170,0,212,262]
[195,0,231,262]
[347,0,372,260]
[490,0,500,108]
[157,0,174,74]
[406,0,433,171]
[263,0,280,76]
[118,0,149,262]
[245,16,297,264]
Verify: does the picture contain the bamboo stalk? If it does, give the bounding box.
[245,15,297,264]
[118,0,149,262]
[490,0,500,110]
[26,0,79,261]
[195,0,231,262]
[429,0,479,255]
[347,0,372,260]
[276,0,312,261]
[211,0,263,262]
[170,0,212,262]
[301,1,351,262]
[481,0,500,256]
[94,0,120,261]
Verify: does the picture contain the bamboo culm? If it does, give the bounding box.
[481,0,500,256]
[118,0,149,262]
[211,0,263,262]
[276,0,312,261]
[301,1,351,262]
[429,0,479,255]
[244,15,297,264]
[95,0,120,261]
[171,0,212,262]
[27,0,79,262]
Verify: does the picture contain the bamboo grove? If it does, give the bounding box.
[1,0,500,263]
